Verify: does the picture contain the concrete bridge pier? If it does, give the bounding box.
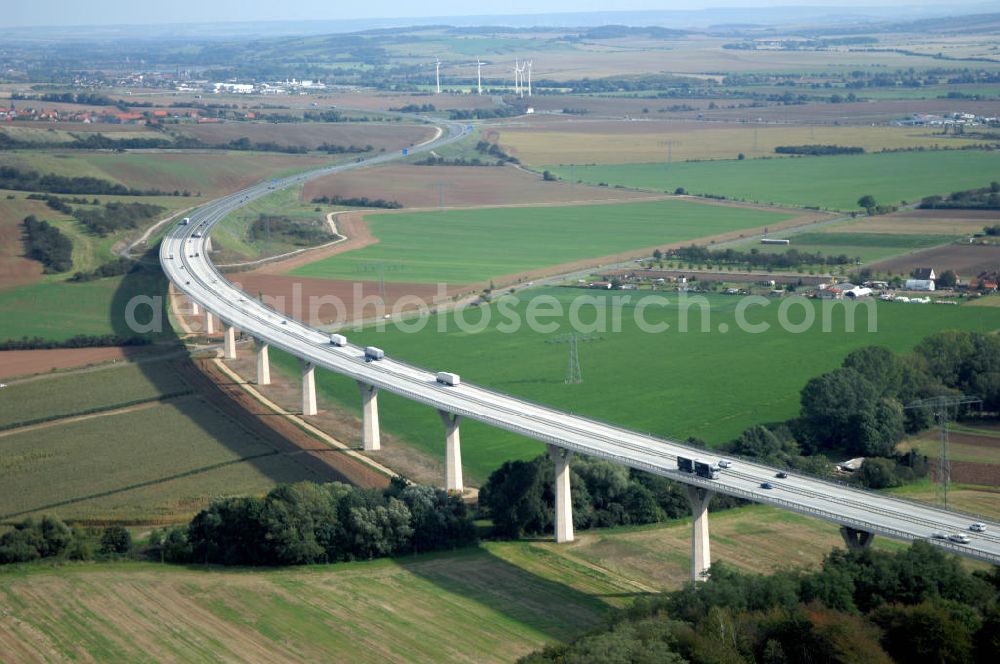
[255,339,270,385]
[357,381,381,451]
[840,526,875,551]
[686,485,714,581]
[547,445,574,543]
[438,411,463,494]
[204,311,215,334]
[301,359,317,416]
[190,300,200,316]
[223,323,237,359]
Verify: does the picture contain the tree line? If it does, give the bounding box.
[21,215,73,272]
[0,166,175,196]
[480,454,746,539]
[662,245,857,270]
[523,541,1000,664]
[0,516,133,563]
[921,181,1000,210]
[311,194,402,209]
[72,201,166,236]
[153,479,475,566]
[0,333,151,351]
[249,214,330,246]
[774,144,865,156]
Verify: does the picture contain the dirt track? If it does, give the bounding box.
[0,347,135,380]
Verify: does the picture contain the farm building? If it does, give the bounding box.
[912,267,936,282]
[905,279,936,291]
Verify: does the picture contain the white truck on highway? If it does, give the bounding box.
[329,333,347,346]
[436,372,460,386]
[364,346,385,362]
[181,217,191,225]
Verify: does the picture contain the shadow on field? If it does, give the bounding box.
[105,246,352,495]
[396,545,649,642]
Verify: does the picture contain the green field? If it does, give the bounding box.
[290,200,794,285]
[212,186,338,262]
[0,269,168,341]
[0,395,334,524]
[549,150,1000,211]
[272,289,1000,482]
[0,362,189,428]
[0,502,916,663]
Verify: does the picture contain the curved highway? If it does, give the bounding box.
[160,119,1000,566]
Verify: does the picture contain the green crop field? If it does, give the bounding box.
[0,362,190,429]
[271,289,1000,482]
[548,150,1000,211]
[0,396,331,524]
[0,269,169,341]
[289,200,794,285]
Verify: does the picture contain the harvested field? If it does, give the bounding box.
[0,347,133,380]
[0,151,331,200]
[831,209,1000,237]
[869,243,1000,277]
[227,273,459,328]
[0,194,47,291]
[695,99,1000,125]
[495,119,986,165]
[180,121,434,151]
[301,163,659,209]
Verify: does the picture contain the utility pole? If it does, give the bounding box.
[905,395,981,508]
[546,333,602,384]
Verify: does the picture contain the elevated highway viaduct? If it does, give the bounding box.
[160,118,1000,579]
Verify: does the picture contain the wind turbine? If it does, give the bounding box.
[513,59,521,96]
[476,57,484,95]
[435,58,441,94]
[525,60,533,97]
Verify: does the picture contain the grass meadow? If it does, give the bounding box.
[289,200,794,285]
[271,289,1000,482]
[548,150,1000,210]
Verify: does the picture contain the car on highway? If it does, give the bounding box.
[949,533,972,544]
[717,460,732,469]
[760,482,774,490]
[971,523,988,533]
[775,471,788,479]
[931,532,946,540]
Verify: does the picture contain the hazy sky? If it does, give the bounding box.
[1,0,947,28]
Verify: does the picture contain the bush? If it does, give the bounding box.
[99,526,132,555]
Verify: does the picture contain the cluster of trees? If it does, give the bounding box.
[311,194,402,209]
[985,224,1000,236]
[0,516,132,564]
[523,542,1000,664]
[449,107,523,120]
[475,140,519,164]
[663,245,857,270]
[413,155,499,167]
[389,103,436,113]
[249,214,330,246]
[153,480,475,566]
[10,91,119,106]
[720,332,1000,487]
[26,193,97,212]
[774,144,865,156]
[0,166,173,196]
[0,334,151,351]
[316,142,373,155]
[72,201,165,236]
[480,454,745,539]
[70,256,139,282]
[920,182,1000,210]
[22,215,72,272]
[858,194,897,216]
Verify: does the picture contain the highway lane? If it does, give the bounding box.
[160,119,1000,566]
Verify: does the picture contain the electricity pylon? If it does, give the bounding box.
[546,333,601,384]
[905,394,981,508]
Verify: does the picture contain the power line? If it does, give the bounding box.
[545,333,602,384]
